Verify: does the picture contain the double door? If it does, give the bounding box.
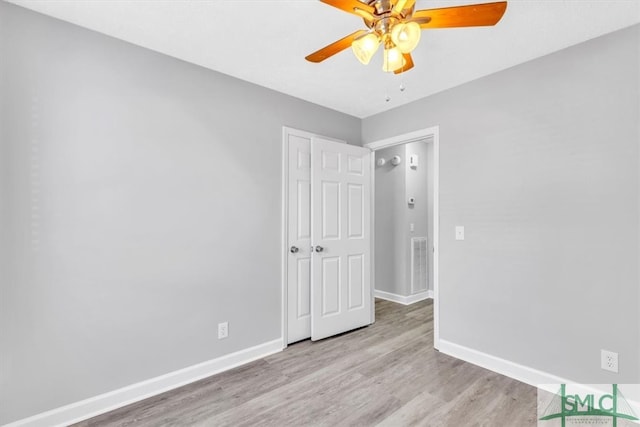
[285,129,372,343]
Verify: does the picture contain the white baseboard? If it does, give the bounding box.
[437,339,570,392]
[439,339,640,414]
[374,289,433,305]
[6,338,284,427]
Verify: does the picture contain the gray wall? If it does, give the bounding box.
[404,141,432,293]
[2,0,639,423]
[374,145,407,295]
[364,25,640,384]
[0,2,360,423]
[374,141,432,296]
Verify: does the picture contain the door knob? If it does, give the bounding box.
[290,246,299,254]
[315,246,324,253]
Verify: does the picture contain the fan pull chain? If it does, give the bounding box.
[385,68,393,102]
[385,65,408,102]
[399,63,406,93]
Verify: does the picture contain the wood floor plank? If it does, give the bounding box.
[376,390,449,427]
[74,298,537,427]
[75,360,292,427]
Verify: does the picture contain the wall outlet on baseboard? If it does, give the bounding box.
[601,349,618,373]
[218,322,229,339]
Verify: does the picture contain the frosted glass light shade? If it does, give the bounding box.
[382,46,405,72]
[351,33,380,65]
[391,21,421,53]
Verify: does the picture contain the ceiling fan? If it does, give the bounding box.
[306,0,507,73]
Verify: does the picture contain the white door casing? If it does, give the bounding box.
[363,126,440,349]
[310,138,372,341]
[286,133,312,344]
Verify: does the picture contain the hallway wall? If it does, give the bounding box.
[374,141,433,297]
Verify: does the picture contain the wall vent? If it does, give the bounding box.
[411,237,428,293]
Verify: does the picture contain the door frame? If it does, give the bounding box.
[363,126,441,350]
[281,126,347,347]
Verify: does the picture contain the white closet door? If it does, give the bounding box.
[310,138,372,341]
[286,133,312,343]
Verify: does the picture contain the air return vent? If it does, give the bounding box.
[411,237,428,293]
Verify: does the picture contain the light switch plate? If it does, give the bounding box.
[455,226,465,241]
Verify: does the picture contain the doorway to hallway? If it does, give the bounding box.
[365,127,440,349]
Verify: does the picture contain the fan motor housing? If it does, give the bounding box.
[361,0,414,29]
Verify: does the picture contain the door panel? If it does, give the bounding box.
[311,138,372,341]
[348,254,364,309]
[296,258,311,317]
[321,257,341,315]
[322,181,340,240]
[287,134,312,343]
[297,181,310,240]
[347,184,364,238]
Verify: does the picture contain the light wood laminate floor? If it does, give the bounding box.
[75,299,537,426]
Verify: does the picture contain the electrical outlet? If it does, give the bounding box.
[218,322,229,339]
[601,349,618,373]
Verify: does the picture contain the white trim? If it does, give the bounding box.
[374,289,433,305]
[370,152,376,325]
[438,339,570,392]
[281,127,289,348]
[280,126,295,348]
[6,339,284,427]
[365,126,440,350]
[439,340,640,415]
[432,131,440,350]
[364,126,439,151]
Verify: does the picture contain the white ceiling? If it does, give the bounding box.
[7,0,640,118]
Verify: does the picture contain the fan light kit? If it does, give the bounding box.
[306,0,507,73]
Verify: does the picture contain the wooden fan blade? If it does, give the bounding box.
[408,16,432,25]
[394,53,414,74]
[413,1,507,29]
[320,0,376,18]
[305,30,368,63]
[393,0,416,15]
